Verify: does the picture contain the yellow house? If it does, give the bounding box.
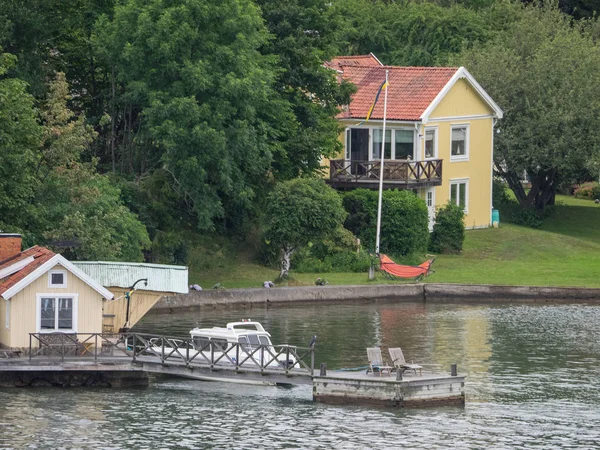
[325,54,503,229]
[0,234,114,349]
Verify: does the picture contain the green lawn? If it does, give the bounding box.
[189,195,600,289]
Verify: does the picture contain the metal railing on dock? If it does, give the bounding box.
[29,332,125,360]
[27,332,315,378]
[127,333,315,376]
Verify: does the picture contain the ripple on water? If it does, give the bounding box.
[1,302,599,448]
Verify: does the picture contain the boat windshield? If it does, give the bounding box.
[238,334,272,350]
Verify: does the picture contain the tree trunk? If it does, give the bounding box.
[279,247,295,279]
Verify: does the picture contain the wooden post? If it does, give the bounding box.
[396,369,403,381]
[29,334,32,360]
[94,334,98,360]
[320,363,327,376]
[451,364,457,376]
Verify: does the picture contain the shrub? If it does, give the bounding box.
[292,229,372,273]
[492,178,511,207]
[573,182,600,199]
[428,202,465,254]
[511,208,543,228]
[343,189,428,255]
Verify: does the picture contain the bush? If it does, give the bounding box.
[428,202,465,254]
[573,182,600,199]
[343,189,429,255]
[292,226,372,273]
[492,178,511,207]
[511,208,543,228]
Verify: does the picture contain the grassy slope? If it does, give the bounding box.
[189,195,600,289]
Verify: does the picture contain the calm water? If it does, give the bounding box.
[1,301,599,449]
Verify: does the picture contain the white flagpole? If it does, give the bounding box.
[375,69,389,255]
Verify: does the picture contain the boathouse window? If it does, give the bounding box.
[48,270,67,288]
[450,125,469,161]
[450,179,469,213]
[37,295,77,332]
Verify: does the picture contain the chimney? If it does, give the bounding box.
[0,234,22,262]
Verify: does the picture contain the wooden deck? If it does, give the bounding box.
[328,159,443,190]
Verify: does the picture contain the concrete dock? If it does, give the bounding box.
[313,370,465,407]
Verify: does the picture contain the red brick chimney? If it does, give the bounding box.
[0,234,22,262]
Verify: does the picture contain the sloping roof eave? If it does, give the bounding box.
[1,254,114,300]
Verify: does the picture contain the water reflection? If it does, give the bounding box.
[0,302,599,448]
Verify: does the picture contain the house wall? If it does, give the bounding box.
[7,264,104,348]
[0,300,8,347]
[426,78,495,228]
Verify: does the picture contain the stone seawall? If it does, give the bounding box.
[152,283,600,312]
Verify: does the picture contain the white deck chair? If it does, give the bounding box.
[388,347,422,376]
[366,347,392,377]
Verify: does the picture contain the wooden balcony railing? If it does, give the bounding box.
[329,159,442,189]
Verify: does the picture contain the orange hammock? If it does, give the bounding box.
[379,254,436,281]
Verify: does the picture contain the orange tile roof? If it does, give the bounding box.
[325,54,383,71]
[0,246,56,296]
[333,62,458,122]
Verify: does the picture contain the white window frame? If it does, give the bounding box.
[424,126,438,160]
[450,124,470,162]
[48,270,67,288]
[36,294,78,333]
[5,300,10,329]
[345,127,351,160]
[369,127,416,161]
[449,178,469,214]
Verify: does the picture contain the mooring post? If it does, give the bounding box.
[320,363,327,376]
[396,369,403,381]
[451,364,457,376]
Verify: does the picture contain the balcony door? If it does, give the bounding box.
[350,128,369,175]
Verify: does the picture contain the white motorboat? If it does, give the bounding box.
[143,320,301,385]
[189,320,298,370]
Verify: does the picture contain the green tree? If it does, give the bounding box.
[0,51,41,231]
[34,73,150,260]
[460,2,600,211]
[332,0,490,66]
[263,178,347,279]
[93,0,289,231]
[254,0,354,179]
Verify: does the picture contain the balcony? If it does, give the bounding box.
[328,159,443,190]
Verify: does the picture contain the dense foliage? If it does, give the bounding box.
[263,178,347,278]
[292,226,371,273]
[2,0,600,263]
[343,189,429,256]
[460,2,600,212]
[428,202,466,254]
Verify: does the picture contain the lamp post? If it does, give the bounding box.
[121,278,148,333]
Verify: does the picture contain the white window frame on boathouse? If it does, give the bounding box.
[36,294,78,333]
[48,269,67,288]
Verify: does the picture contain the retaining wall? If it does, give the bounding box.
[152,283,600,312]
